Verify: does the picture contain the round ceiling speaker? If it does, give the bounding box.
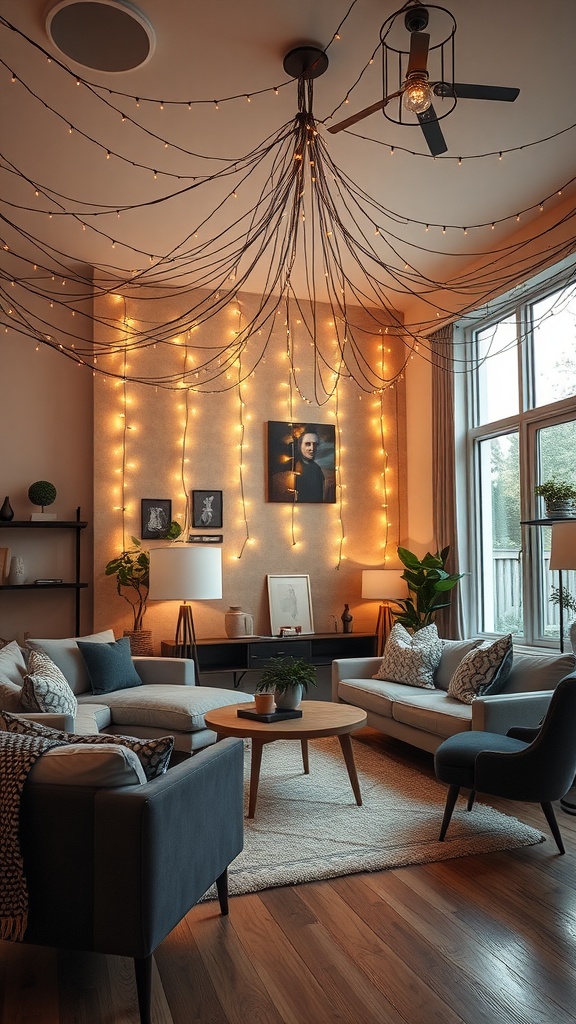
[45,0,155,73]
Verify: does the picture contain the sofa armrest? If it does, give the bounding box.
[332,657,382,701]
[132,656,195,687]
[92,736,244,956]
[471,690,553,734]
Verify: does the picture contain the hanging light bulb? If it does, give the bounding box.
[402,73,433,114]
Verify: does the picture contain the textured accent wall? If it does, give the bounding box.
[93,286,407,649]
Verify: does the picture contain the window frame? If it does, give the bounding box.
[459,270,576,649]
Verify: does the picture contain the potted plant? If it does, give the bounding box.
[255,656,317,709]
[391,545,465,632]
[550,585,576,651]
[535,479,576,518]
[104,537,151,654]
[28,480,57,520]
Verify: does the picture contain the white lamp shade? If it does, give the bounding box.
[148,546,222,601]
[549,522,576,571]
[361,569,407,600]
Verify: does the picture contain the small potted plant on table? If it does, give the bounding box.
[255,656,317,710]
[535,479,576,519]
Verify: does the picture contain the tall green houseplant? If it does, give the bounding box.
[392,546,464,632]
[105,537,149,631]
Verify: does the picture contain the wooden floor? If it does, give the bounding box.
[2,728,576,1024]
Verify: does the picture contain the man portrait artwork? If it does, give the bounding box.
[267,422,336,503]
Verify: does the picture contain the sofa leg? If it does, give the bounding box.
[134,954,153,1024]
[439,784,460,842]
[467,790,476,812]
[541,802,565,855]
[215,867,229,915]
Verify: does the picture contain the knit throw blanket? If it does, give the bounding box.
[0,731,64,941]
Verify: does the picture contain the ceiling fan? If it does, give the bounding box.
[327,3,520,156]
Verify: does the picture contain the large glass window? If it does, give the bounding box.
[466,279,576,648]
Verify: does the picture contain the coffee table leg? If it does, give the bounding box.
[301,738,309,774]
[337,734,362,806]
[248,740,264,819]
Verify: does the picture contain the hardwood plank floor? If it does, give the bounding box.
[2,728,576,1024]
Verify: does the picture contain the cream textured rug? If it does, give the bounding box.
[204,736,544,899]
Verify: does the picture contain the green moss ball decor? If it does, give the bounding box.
[28,480,57,510]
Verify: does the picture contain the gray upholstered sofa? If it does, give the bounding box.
[332,641,576,754]
[0,631,252,753]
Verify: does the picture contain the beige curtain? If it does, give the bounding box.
[431,325,465,639]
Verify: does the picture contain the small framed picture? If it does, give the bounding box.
[267,574,315,636]
[188,534,223,544]
[141,498,171,540]
[192,490,223,529]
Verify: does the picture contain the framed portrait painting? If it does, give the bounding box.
[141,498,171,540]
[267,421,336,503]
[267,574,314,636]
[192,490,223,529]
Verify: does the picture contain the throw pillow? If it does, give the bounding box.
[26,630,116,695]
[0,640,28,686]
[434,639,483,691]
[373,623,443,689]
[20,649,78,716]
[0,711,173,781]
[76,636,143,695]
[447,634,513,705]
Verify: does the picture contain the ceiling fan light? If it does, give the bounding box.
[403,74,433,114]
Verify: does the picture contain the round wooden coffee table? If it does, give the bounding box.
[204,700,367,818]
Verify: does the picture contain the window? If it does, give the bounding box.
[464,279,576,648]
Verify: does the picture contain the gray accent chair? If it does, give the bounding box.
[19,736,244,1024]
[434,671,576,854]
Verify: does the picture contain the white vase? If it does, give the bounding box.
[9,556,25,585]
[225,606,254,637]
[274,683,303,710]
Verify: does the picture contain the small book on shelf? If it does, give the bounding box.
[237,707,303,723]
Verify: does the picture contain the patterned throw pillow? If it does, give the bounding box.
[372,622,443,689]
[0,711,173,781]
[21,649,78,716]
[447,634,513,705]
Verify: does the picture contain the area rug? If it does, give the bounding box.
[203,736,544,899]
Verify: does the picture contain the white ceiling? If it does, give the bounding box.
[1,0,575,327]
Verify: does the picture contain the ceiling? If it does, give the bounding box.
[1,0,575,332]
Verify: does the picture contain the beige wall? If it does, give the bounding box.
[92,286,409,649]
[0,299,94,643]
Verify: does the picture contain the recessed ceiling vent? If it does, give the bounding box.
[45,0,155,73]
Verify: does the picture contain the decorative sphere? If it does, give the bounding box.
[28,480,57,507]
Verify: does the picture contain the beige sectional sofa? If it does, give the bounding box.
[0,631,253,753]
[332,640,576,754]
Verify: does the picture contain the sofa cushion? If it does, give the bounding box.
[0,711,173,781]
[0,679,25,713]
[373,623,442,689]
[391,690,473,739]
[336,677,441,719]
[77,636,142,695]
[77,684,254,733]
[26,631,116,695]
[0,640,28,686]
[502,651,576,694]
[21,649,78,716]
[28,742,147,787]
[434,639,483,691]
[448,634,513,705]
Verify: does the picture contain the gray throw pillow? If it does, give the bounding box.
[434,639,483,691]
[0,711,173,781]
[447,634,513,705]
[77,636,143,695]
[373,622,442,689]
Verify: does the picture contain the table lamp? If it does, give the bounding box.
[549,521,576,653]
[361,569,408,655]
[148,546,222,680]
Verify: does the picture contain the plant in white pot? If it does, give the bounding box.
[255,657,317,710]
[535,479,576,519]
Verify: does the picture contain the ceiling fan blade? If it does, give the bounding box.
[449,83,520,102]
[327,91,402,134]
[407,31,430,75]
[417,106,448,156]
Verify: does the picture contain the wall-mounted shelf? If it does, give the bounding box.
[0,507,88,634]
